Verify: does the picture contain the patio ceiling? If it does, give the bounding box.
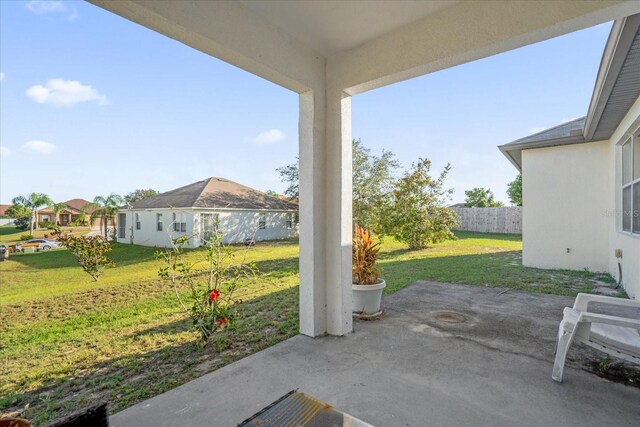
[237,0,459,57]
[89,0,640,338]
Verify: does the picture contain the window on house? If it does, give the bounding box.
[135,213,141,230]
[201,213,219,243]
[621,132,640,234]
[286,213,293,229]
[258,213,266,229]
[157,213,163,231]
[173,212,187,233]
[294,212,299,225]
[118,213,126,239]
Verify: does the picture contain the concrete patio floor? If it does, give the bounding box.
[110,282,639,427]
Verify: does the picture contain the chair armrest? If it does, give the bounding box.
[573,293,640,312]
[577,312,640,329]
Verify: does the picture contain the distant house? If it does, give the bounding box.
[0,204,15,226]
[498,16,640,299]
[35,198,97,226]
[116,177,299,247]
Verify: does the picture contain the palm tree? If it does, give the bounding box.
[12,193,53,236]
[50,202,68,226]
[88,193,124,239]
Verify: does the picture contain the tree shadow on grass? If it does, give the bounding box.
[0,227,22,237]
[7,244,160,271]
[1,286,299,426]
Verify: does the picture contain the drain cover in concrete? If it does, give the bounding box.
[433,311,466,323]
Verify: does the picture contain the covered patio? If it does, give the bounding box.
[110,282,639,426]
[86,1,640,425]
[91,0,640,338]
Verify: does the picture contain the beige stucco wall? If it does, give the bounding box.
[607,95,640,299]
[522,141,611,272]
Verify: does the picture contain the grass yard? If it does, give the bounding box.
[0,231,620,424]
[0,226,92,246]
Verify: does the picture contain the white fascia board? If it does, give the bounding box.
[583,14,640,141]
[330,1,638,95]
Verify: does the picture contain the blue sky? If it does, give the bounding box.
[0,1,612,205]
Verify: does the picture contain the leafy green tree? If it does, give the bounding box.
[88,193,124,239]
[352,139,400,233]
[4,204,30,220]
[507,174,522,206]
[5,204,31,230]
[124,188,159,204]
[11,193,53,236]
[55,231,115,281]
[265,190,280,198]
[464,188,503,207]
[382,159,458,249]
[277,139,400,232]
[276,156,299,200]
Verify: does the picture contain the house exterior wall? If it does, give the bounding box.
[116,208,298,248]
[522,140,610,272]
[607,95,640,299]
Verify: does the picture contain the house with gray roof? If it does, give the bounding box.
[498,14,640,299]
[116,177,298,247]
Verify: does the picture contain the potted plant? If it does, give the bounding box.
[352,224,385,315]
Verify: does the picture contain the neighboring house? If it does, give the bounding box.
[35,198,96,226]
[498,15,640,299]
[0,204,15,226]
[116,177,299,247]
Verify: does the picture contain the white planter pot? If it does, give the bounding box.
[352,279,386,314]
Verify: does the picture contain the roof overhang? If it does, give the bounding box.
[584,13,640,141]
[499,135,586,171]
[499,13,640,171]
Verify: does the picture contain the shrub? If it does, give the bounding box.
[20,234,32,241]
[382,158,458,249]
[55,231,115,281]
[352,225,381,285]
[157,232,257,346]
[14,218,29,231]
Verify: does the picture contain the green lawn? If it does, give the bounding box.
[0,225,92,246]
[0,232,619,424]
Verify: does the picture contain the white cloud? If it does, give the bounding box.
[251,129,285,145]
[26,78,108,107]
[25,1,77,20]
[0,72,4,82]
[0,146,11,157]
[25,1,65,14]
[21,140,58,155]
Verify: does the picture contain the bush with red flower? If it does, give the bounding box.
[157,232,257,346]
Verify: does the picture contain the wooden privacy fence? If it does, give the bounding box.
[451,206,522,234]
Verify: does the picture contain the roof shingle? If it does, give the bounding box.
[130,177,298,211]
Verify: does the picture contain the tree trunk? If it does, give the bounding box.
[104,214,108,239]
[30,210,35,236]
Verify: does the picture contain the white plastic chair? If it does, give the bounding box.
[552,293,640,382]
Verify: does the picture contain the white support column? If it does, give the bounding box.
[298,87,353,337]
[299,90,327,337]
[325,90,353,336]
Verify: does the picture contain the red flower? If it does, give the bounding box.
[209,289,220,302]
[215,316,228,327]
